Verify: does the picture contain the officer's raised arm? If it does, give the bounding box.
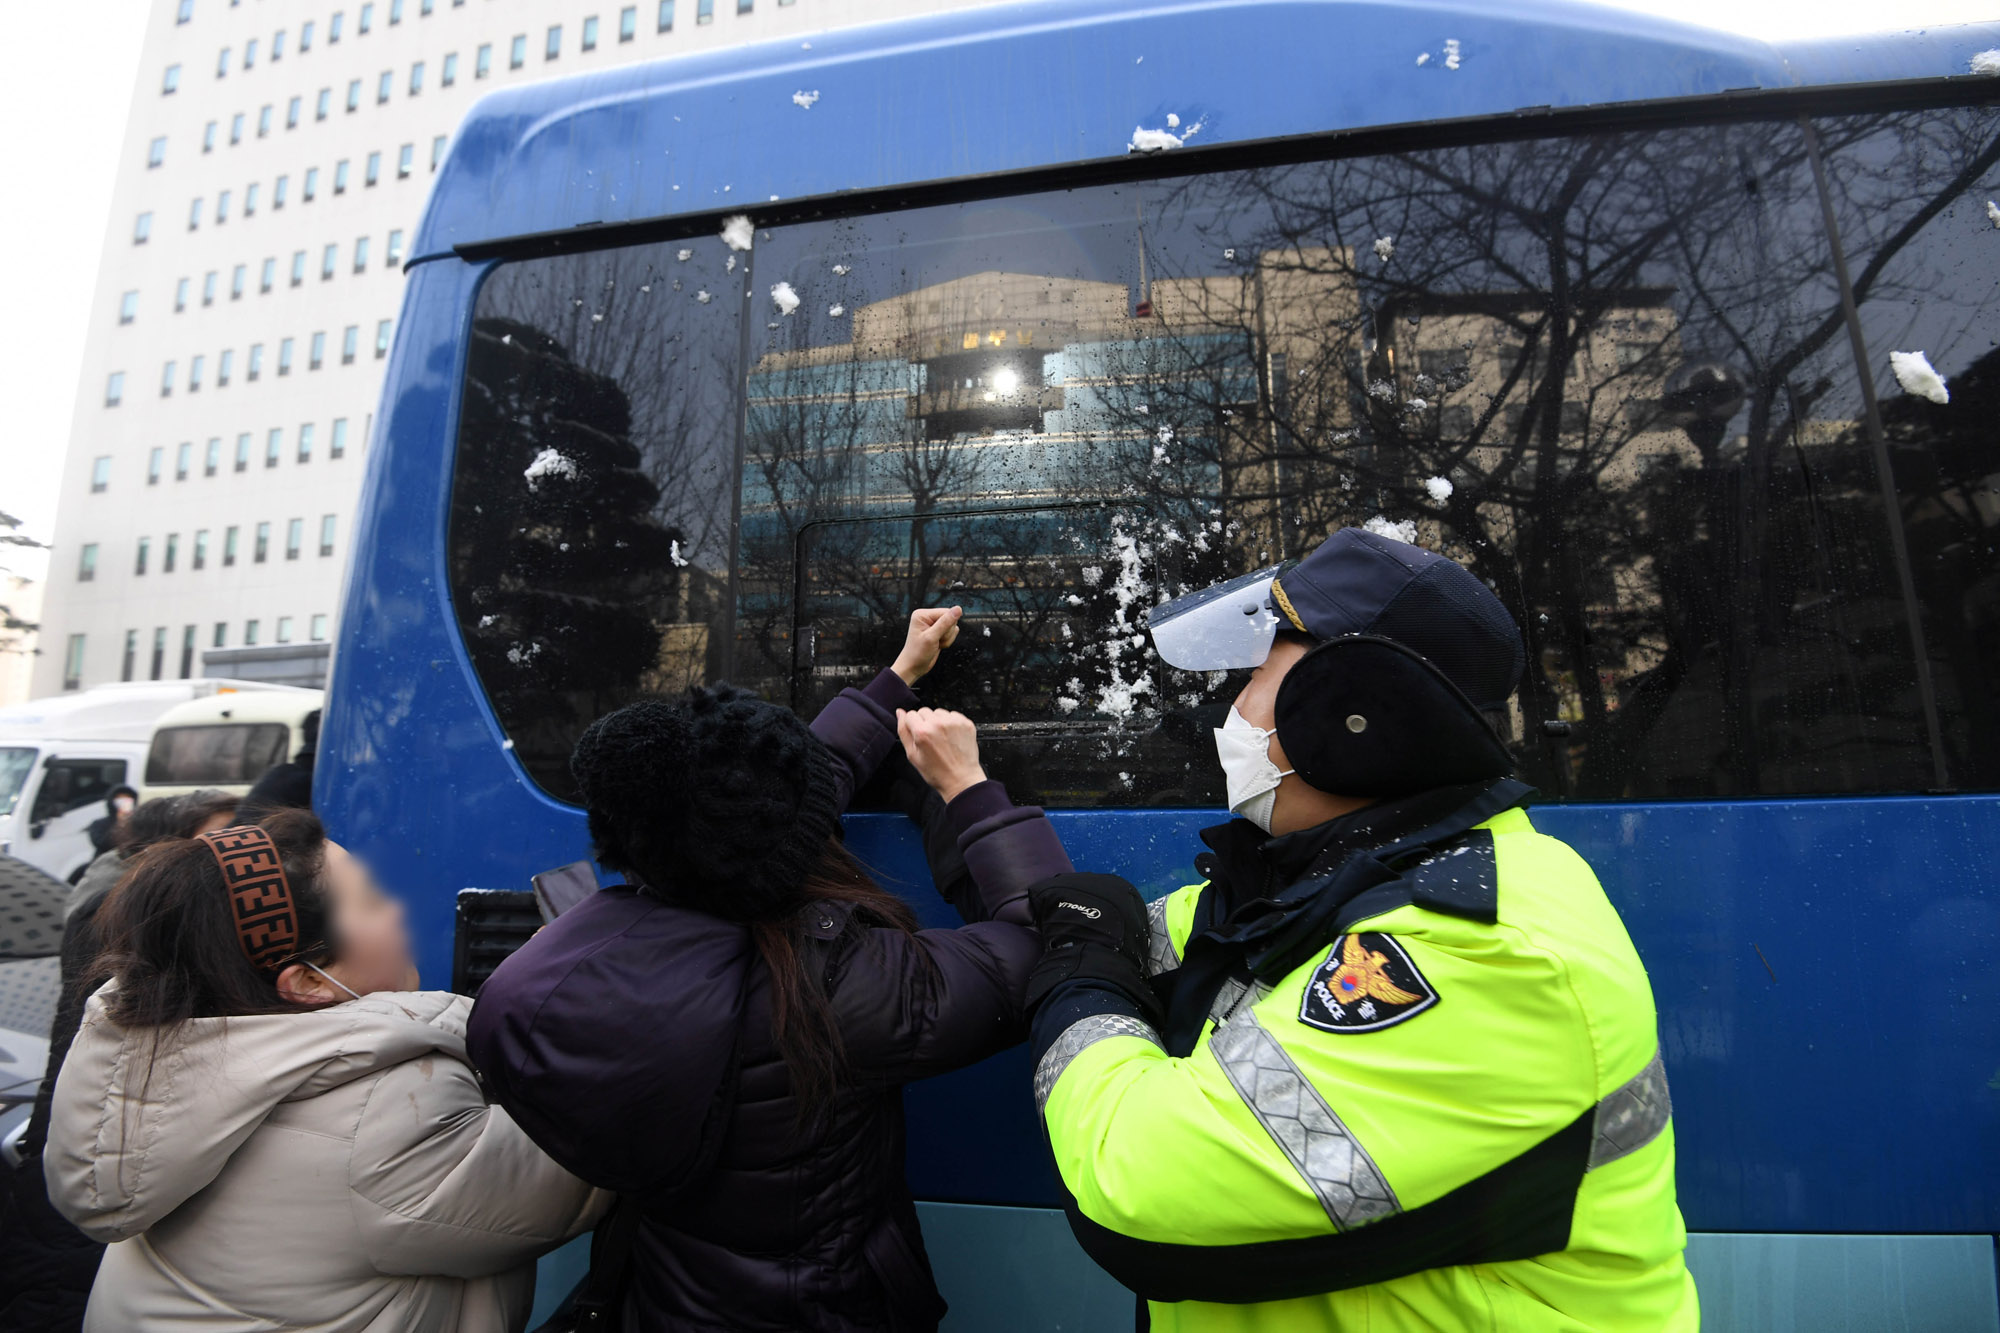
[1022,529,1697,1331]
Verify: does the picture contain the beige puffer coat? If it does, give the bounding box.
[46,986,607,1332]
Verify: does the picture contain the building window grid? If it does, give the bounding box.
[278,338,295,376]
[134,212,152,244]
[135,537,150,576]
[510,35,526,69]
[319,514,337,557]
[176,442,192,480]
[397,143,413,178]
[442,51,458,85]
[163,64,181,94]
[299,423,316,463]
[376,318,393,358]
[90,456,111,492]
[310,614,329,642]
[620,7,637,40]
[105,372,124,406]
[64,635,85,691]
[147,447,162,484]
[254,522,270,563]
[377,69,392,104]
[77,544,97,583]
[275,174,289,208]
[147,137,166,168]
[163,534,178,574]
[118,290,138,324]
[365,152,380,186]
[354,235,371,272]
[193,530,209,571]
[305,166,319,200]
[224,525,240,564]
[205,438,220,475]
[219,348,233,385]
[310,331,326,370]
[410,60,424,95]
[583,16,599,50]
[342,325,359,364]
[330,418,349,458]
[286,519,304,561]
[476,44,492,77]
[659,1,674,31]
[234,434,250,472]
[266,428,283,467]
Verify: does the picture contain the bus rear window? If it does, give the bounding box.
[449,103,2000,805]
[146,724,290,785]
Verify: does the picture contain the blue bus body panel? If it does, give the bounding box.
[412,0,1995,263]
[327,10,2000,1316]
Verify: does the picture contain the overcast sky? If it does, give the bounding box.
[1,0,1993,585]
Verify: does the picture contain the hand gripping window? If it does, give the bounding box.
[1144,563,1296,671]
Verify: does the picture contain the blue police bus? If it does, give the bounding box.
[322,2,2000,1326]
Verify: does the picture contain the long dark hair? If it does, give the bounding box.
[90,808,340,1029]
[750,838,920,1117]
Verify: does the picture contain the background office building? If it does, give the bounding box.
[33,0,999,696]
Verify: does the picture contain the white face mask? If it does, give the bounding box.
[1213,706,1295,833]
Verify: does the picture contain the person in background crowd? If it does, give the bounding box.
[467,607,1064,1331]
[1,790,242,1333]
[84,787,137,860]
[44,809,604,1333]
[238,707,320,820]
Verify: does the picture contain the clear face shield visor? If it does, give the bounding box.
[1143,564,1292,671]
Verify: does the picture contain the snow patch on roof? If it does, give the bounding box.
[523,449,578,491]
[1363,515,1418,544]
[1444,38,1463,70]
[1373,235,1395,262]
[719,214,755,251]
[1424,475,1454,502]
[1889,350,1949,404]
[791,90,820,110]
[1969,48,2000,75]
[1129,126,1183,153]
[695,289,712,304]
[1416,51,1431,66]
[832,264,851,275]
[1166,113,1180,128]
[828,304,845,317]
[1986,199,2000,228]
[669,540,690,568]
[770,281,801,316]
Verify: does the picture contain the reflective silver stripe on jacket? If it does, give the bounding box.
[1208,1012,1400,1231]
[1589,1048,1672,1170]
[1143,895,1180,976]
[1034,1013,1164,1115]
[1208,975,1272,1028]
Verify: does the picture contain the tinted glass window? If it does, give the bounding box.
[449,245,743,800]
[1818,107,2000,789]
[30,759,128,821]
[145,724,289,784]
[450,103,1999,805]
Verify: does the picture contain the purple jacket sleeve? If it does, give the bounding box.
[941,780,1074,927]
[809,669,918,812]
[829,913,1042,1083]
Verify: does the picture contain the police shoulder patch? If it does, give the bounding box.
[1299,932,1438,1034]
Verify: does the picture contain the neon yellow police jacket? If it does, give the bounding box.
[1034,806,1698,1331]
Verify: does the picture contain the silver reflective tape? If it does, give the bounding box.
[1590,1048,1672,1170]
[1208,976,1272,1028]
[1034,1013,1163,1115]
[1208,1012,1400,1231]
[1143,895,1180,977]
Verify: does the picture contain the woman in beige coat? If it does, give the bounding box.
[44,808,606,1332]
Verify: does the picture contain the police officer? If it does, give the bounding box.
[1023,528,1698,1331]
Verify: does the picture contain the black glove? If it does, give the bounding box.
[1025,873,1161,1023]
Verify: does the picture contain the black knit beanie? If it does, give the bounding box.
[568,684,842,921]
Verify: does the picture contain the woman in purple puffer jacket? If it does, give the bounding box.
[467,608,1068,1332]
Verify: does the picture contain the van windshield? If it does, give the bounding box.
[0,748,35,818]
[146,724,289,785]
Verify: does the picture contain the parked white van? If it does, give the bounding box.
[0,681,288,883]
[141,687,323,805]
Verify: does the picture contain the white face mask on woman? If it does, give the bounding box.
[1213,706,1295,833]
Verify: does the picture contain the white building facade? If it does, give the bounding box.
[35,0,993,698]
